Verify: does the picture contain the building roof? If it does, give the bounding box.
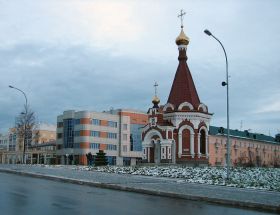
[209,126,279,144]
[167,42,200,109]
[36,123,56,131]
[29,141,56,148]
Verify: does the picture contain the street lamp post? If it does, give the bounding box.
[9,85,28,164]
[204,29,230,180]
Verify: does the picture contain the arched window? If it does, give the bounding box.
[163,103,175,112]
[178,102,194,111]
[200,129,206,154]
[182,129,191,152]
[166,107,173,112]
[198,103,208,113]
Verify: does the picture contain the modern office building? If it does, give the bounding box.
[56,109,148,166]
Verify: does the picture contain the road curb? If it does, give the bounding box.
[0,168,279,213]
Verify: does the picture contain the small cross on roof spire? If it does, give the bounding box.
[154,81,158,97]
[178,9,186,29]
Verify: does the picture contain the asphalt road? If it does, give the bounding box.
[0,172,275,215]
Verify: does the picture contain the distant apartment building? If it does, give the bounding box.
[209,126,280,167]
[0,133,9,150]
[0,123,56,164]
[56,109,148,166]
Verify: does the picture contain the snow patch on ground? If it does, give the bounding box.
[36,164,280,192]
[93,166,280,192]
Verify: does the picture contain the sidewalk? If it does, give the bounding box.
[0,164,279,213]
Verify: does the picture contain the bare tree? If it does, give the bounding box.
[256,155,262,167]
[237,151,246,166]
[15,104,37,163]
[248,150,256,167]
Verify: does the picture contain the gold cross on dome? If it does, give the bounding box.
[154,81,158,96]
[178,9,186,28]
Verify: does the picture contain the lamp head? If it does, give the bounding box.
[9,85,14,88]
[204,29,212,36]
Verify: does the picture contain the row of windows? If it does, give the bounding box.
[59,120,131,132]
[0,140,8,144]
[72,131,118,139]
[89,143,117,150]
[90,143,100,149]
[107,144,117,151]
[108,121,117,128]
[92,119,100,125]
[91,131,100,137]
[107,132,117,139]
[73,119,118,127]
[215,139,280,151]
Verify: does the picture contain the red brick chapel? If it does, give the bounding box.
[142,11,212,165]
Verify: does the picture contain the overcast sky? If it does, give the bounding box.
[0,0,279,136]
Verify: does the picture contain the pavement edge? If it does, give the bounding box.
[0,168,279,214]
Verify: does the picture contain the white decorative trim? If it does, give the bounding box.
[161,146,166,159]
[198,103,208,112]
[178,133,182,158]
[149,117,157,127]
[157,125,175,131]
[178,45,187,50]
[143,129,163,147]
[141,124,151,133]
[144,129,163,141]
[197,133,201,158]
[142,148,147,160]
[172,140,176,163]
[191,134,195,158]
[163,103,175,112]
[160,139,173,145]
[178,102,194,111]
[206,135,209,158]
[163,112,212,129]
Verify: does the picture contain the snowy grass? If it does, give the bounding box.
[93,166,280,192]
[33,164,280,192]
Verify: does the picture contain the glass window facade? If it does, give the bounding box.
[130,124,143,151]
[107,156,116,165]
[74,143,80,148]
[74,131,80,137]
[123,157,131,166]
[63,119,74,148]
[57,133,62,139]
[75,119,80,125]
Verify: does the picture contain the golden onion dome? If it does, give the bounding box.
[152,96,160,108]
[152,96,160,104]
[175,29,190,46]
